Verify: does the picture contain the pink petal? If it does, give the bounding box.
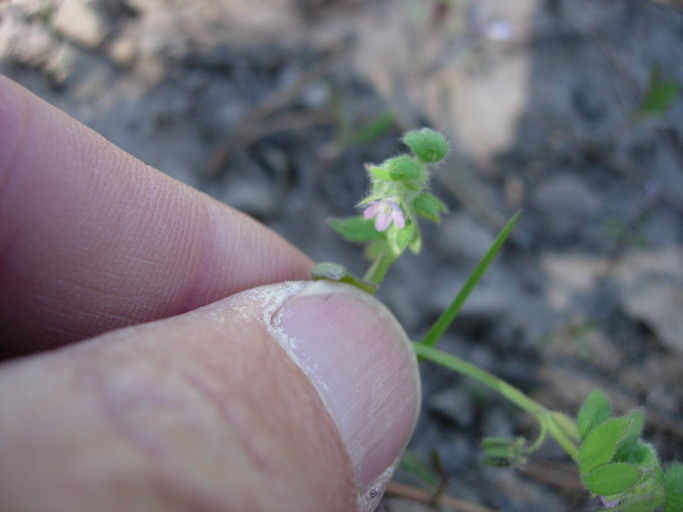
[375,210,392,231]
[363,202,380,220]
[392,210,406,229]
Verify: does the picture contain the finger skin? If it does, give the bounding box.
[0,75,313,358]
[0,286,356,512]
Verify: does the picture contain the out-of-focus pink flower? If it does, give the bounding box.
[363,198,406,231]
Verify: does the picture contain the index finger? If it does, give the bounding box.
[0,76,313,359]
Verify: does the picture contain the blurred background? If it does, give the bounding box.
[1,1,682,510]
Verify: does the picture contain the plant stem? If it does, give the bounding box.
[363,251,396,285]
[412,343,579,461]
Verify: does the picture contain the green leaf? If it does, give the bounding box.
[614,409,645,462]
[384,155,426,190]
[664,463,683,512]
[398,450,439,488]
[402,128,450,163]
[413,192,448,223]
[329,216,382,243]
[420,211,520,348]
[639,64,679,117]
[578,390,612,441]
[582,462,642,496]
[579,417,631,474]
[310,262,377,294]
[352,109,395,144]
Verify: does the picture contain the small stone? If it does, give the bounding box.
[533,173,601,219]
[52,0,111,48]
[428,388,475,428]
[436,213,495,263]
[623,280,683,355]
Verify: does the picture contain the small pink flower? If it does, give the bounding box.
[363,198,406,231]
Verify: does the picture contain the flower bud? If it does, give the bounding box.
[403,128,450,163]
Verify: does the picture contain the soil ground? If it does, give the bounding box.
[2,1,683,511]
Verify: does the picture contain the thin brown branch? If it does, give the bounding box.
[385,482,498,512]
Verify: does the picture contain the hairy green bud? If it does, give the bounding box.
[403,128,450,163]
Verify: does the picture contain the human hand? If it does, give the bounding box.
[0,76,420,512]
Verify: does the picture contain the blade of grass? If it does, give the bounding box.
[420,210,521,347]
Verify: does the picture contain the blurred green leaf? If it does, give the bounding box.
[352,109,395,145]
[399,450,439,489]
[578,390,612,441]
[413,192,448,223]
[329,216,382,243]
[583,462,642,496]
[579,417,630,474]
[638,64,679,117]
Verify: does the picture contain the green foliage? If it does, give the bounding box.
[352,109,395,144]
[399,450,440,488]
[329,216,382,243]
[578,389,612,440]
[413,192,448,222]
[584,462,643,496]
[638,64,679,118]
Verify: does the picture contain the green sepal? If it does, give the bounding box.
[413,192,448,223]
[311,262,378,294]
[582,462,642,496]
[367,164,393,182]
[579,417,630,474]
[403,128,450,163]
[481,437,527,468]
[578,389,612,441]
[384,155,426,190]
[329,216,383,243]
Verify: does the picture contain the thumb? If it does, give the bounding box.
[0,281,420,512]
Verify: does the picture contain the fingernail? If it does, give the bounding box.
[270,281,421,511]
